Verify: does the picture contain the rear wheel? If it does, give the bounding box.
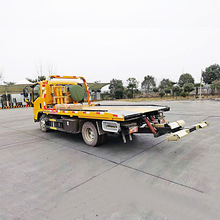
[39,115,49,132]
[82,121,100,147]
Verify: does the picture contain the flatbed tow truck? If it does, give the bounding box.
[23,75,208,146]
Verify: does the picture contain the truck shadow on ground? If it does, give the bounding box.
[49,131,166,164]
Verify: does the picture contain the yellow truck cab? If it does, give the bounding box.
[25,75,208,147]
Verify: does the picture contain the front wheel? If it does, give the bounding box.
[82,121,100,147]
[39,115,49,132]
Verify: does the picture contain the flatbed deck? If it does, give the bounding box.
[43,104,170,121]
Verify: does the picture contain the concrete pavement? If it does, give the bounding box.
[0,100,219,219]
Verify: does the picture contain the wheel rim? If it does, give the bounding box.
[40,118,46,130]
[85,127,95,141]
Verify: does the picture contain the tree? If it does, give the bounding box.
[211,79,220,95]
[183,83,194,93]
[26,75,46,83]
[164,88,171,95]
[153,87,159,96]
[172,85,182,97]
[47,61,56,75]
[3,81,16,85]
[114,88,124,99]
[153,87,159,93]
[125,89,132,99]
[101,91,111,100]
[159,78,173,91]
[159,90,165,98]
[26,60,50,83]
[36,60,44,76]
[94,80,101,83]
[202,64,220,84]
[127,77,139,98]
[181,91,188,97]
[178,73,195,87]
[194,83,202,96]
[141,75,156,95]
[109,79,124,99]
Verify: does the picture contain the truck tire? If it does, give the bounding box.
[82,121,100,147]
[39,115,49,132]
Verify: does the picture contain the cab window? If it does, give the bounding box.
[33,84,40,101]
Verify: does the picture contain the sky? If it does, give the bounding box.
[0,0,220,86]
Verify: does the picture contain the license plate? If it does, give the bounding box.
[129,126,138,134]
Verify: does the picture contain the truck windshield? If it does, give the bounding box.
[33,84,40,101]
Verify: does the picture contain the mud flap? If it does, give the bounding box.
[167,121,209,141]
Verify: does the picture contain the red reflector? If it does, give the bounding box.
[129,126,138,134]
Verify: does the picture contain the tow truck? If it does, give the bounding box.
[23,75,209,146]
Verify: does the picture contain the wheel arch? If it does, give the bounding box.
[35,111,44,122]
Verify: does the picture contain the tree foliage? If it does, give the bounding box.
[159,78,173,90]
[194,83,203,95]
[172,85,182,97]
[101,91,111,100]
[153,87,159,93]
[109,78,124,99]
[3,81,16,85]
[26,75,46,83]
[183,83,194,93]
[127,77,139,98]
[202,64,220,84]
[211,79,220,94]
[181,91,188,97]
[164,88,171,94]
[141,75,156,95]
[178,73,194,87]
[159,90,165,98]
[114,88,124,99]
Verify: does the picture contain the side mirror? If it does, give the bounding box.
[23,88,29,97]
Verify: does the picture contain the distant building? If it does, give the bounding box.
[0,84,32,108]
[88,83,109,100]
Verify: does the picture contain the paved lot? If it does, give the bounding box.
[0,100,219,220]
